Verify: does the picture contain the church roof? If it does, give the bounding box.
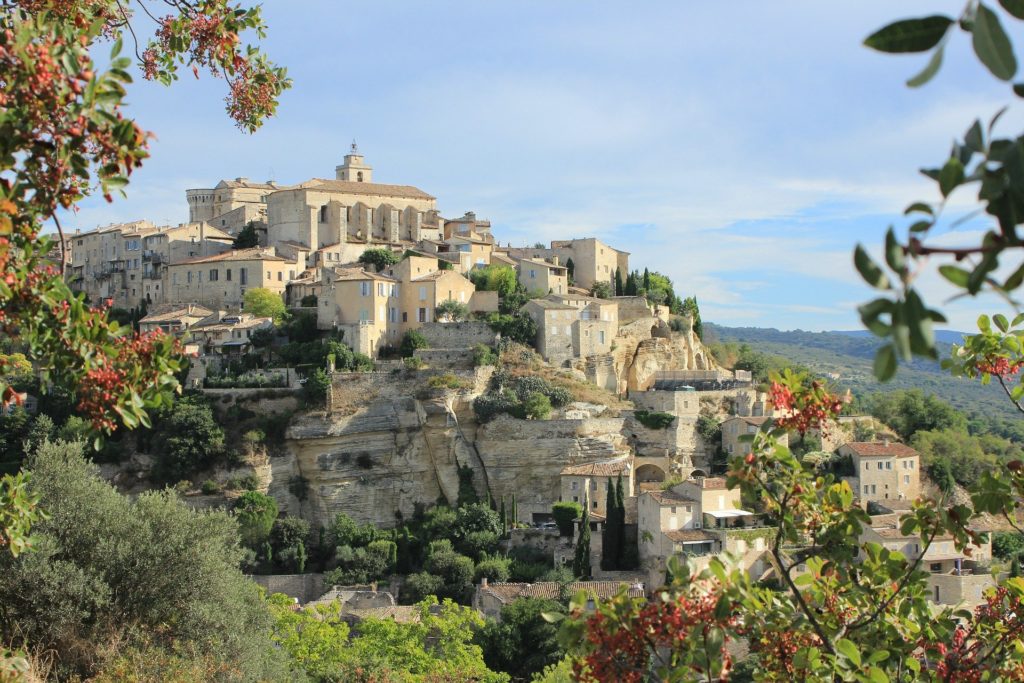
[304,179,435,201]
[175,248,287,265]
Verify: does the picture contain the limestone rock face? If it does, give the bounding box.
[610,319,717,393]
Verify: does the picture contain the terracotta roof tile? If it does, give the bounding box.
[664,529,718,543]
[307,178,435,200]
[644,489,696,506]
[560,458,631,477]
[843,442,919,458]
[175,247,286,265]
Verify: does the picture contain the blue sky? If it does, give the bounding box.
[66,1,1024,332]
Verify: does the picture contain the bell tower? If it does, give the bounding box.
[335,141,373,182]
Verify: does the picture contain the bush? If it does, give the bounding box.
[152,397,225,484]
[473,554,511,583]
[460,531,501,561]
[548,386,574,408]
[473,344,498,367]
[485,312,537,346]
[552,501,583,537]
[428,373,470,390]
[234,491,278,549]
[473,392,520,423]
[358,247,400,272]
[303,368,331,406]
[226,473,261,491]
[523,392,552,420]
[200,479,221,495]
[436,299,470,322]
[634,410,675,430]
[400,330,428,358]
[403,357,425,370]
[402,572,445,604]
[300,294,318,307]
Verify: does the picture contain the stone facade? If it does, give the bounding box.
[839,441,921,504]
[165,247,301,311]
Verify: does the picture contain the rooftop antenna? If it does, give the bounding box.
[350,139,359,154]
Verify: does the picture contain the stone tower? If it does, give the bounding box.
[335,141,373,183]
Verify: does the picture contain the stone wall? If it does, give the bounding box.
[417,321,497,349]
[249,573,326,604]
[414,347,475,369]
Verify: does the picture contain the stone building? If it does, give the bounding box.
[508,238,629,291]
[164,247,301,311]
[721,416,789,458]
[473,579,645,621]
[187,312,274,355]
[839,441,921,504]
[515,257,569,296]
[187,178,285,234]
[138,304,215,335]
[559,456,633,519]
[859,513,994,607]
[69,221,232,309]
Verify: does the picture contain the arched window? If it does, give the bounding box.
[357,171,363,182]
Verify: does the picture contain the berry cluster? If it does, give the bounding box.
[769,378,846,435]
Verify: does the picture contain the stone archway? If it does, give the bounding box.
[689,468,708,479]
[635,463,666,483]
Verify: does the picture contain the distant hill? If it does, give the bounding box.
[704,323,1019,423]
[829,329,970,345]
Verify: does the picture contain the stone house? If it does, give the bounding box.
[383,255,476,334]
[164,247,300,311]
[560,456,634,520]
[859,513,994,607]
[721,416,789,458]
[637,477,765,590]
[187,312,273,355]
[508,238,629,291]
[838,441,921,504]
[187,177,284,233]
[515,257,569,296]
[444,211,493,241]
[285,268,322,307]
[522,294,619,366]
[318,267,399,356]
[473,579,646,621]
[522,298,579,366]
[138,304,215,335]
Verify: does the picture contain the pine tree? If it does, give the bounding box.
[573,501,592,579]
[615,267,624,296]
[601,478,619,570]
[614,474,627,569]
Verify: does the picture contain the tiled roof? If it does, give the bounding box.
[216,178,281,190]
[524,299,576,310]
[139,305,214,324]
[348,606,420,623]
[332,267,396,283]
[481,581,645,604]
[412,270,460,282]
[665,529,717,543]
[694,477,728,490]
[644,489,696,506]
[175,247,286,265]
[843,442,919,458]
[306,178,435,200]
[724,415,772,426]
[560,458,631,477]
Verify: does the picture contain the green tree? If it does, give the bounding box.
[475,597,564,681]
[0,442,289,680]
[523,392,552,420]
[234,490,279,550]
[402,572,445,604]
[572,504,591,579]
[151,397,225,483]
[485,311,538,346]
[424,539,476,604]
[358,247,400,272]
[243,287,287,323]
[601,478,620,571]
[436,299,470,322]
[474,554,512,583]
[614,267,623,296]
[590,281,613,299]
[868,389,968,440]
[681,296,703,339]
[552,501,582,537]
[303,368,332,406]
[470,265,518,297]
[566,258,576,285]
[233,221,259,249]
[400,330,429,357]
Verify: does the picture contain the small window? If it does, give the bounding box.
[226,269,232,281]
[571,481,578,490]
[885,461,892,470]
[904,475,910,484]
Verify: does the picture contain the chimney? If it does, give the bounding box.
[481,577,488,588]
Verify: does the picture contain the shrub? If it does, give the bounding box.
[473,555,511,584]
[472,344,498,367]
[548,386,574,408]
[634,410,675,430]
[436,299,470,322]
[200,479,221,495]
[552,501,583,537]
[522,392,552,420]
[400,330,428,358]
[428,373,469,390]
[300,294,318,307]
[303,368,331,406]
[485,312,537,346]
[358,247,400,272]
[402,572,445,605]
[152,398,225,484]
[473,392,520,423]
[459,530,500,561]
[403,357,424,370]
[226,474,262,491]
[234,491,278,549]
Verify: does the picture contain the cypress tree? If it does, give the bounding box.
[296,540,307,573]
[573,501,591,579]
[601,478,617,570]
[566,257,575,284]
[614,267,624,296]
[614,474,627,569]
[625,271,639,296]
[500,497,508,538]
[643,267,651,292]
[511,493,517,528]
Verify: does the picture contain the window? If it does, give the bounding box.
[885,461,892,470]
[418,307,428,323]
[226,268,232,281]
[670,506,676,514]
[592,501,597,509]
[909,460,914,469]
[863,485,868,495]
[878,462,883,470]
[277,272,283,282]
[209,269,218,281]
[599,330,606,344]
[571,481,578,490]
[590,480,597,491]
[266,271,271,279]
[419,286,427,301]
[187,271,193,284]
[904,475,910,484]
[930,562,942,572]
[529,269,536,279]
[361,282,370,296]
[552,326,558,336]
[378,283,385,296]
[240,268,247,285]
[402,312,408,323]
[572,496,578,503]
[319,205,328,223]
[359,309,368,321]
[864,462,869,471]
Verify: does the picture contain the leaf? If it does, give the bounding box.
[979,314,993,332]
[1004,263,1024,291]
[999,0,1024,19]
[908,220,932,232]
[868,666,890,683]
[1015,83,1024,98]
[995,313,1010,332]
[884,228,906,273]
[965,119,985,152]
[540,611,564,623]
[854,245,891,290]
[907,44,946,87]
[875,345,898,381]
[864,16,953,53]
[939,157,965,197]
[973,3,1018,81]
[836,638,862,667]
[904,202,934,216]
[939,264,971,287]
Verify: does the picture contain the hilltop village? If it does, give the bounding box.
[58,147,998,617]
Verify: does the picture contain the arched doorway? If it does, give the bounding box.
[635,463,666,483]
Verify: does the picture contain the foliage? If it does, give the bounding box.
[428,372,470,390]
[866,388,968,440]
[358,247,400,272]
[424,539,476,603]
[151,396,225,483]
[557,376,1024,682]
[285,310,319,343]
[402,572,445,605]
[303,368,331,406]
[243,287,286,323]
[234,490,278,549]
[680,295,702,339]
[300,293,318,307]
[0,442,288,680]
[485,311,538,346]
[474,554,512,583]
[696,414,722,447]
[0,471,42,558]
[400,330,428,358]
[552,501,583,537]
[271,515,310,572]
[572,504,591,579]
[473,343,499,367]
[473,391,521,423]
[523,392,552,420]
[436,299,470,322]
[475,597,564,681]
[633,410,675,430]
[590,281,613,299]
[994,531,1024,562]
[470,264,518,297]
[601,475,628,571]
[326,540,396,585]
[232,221,259,249]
